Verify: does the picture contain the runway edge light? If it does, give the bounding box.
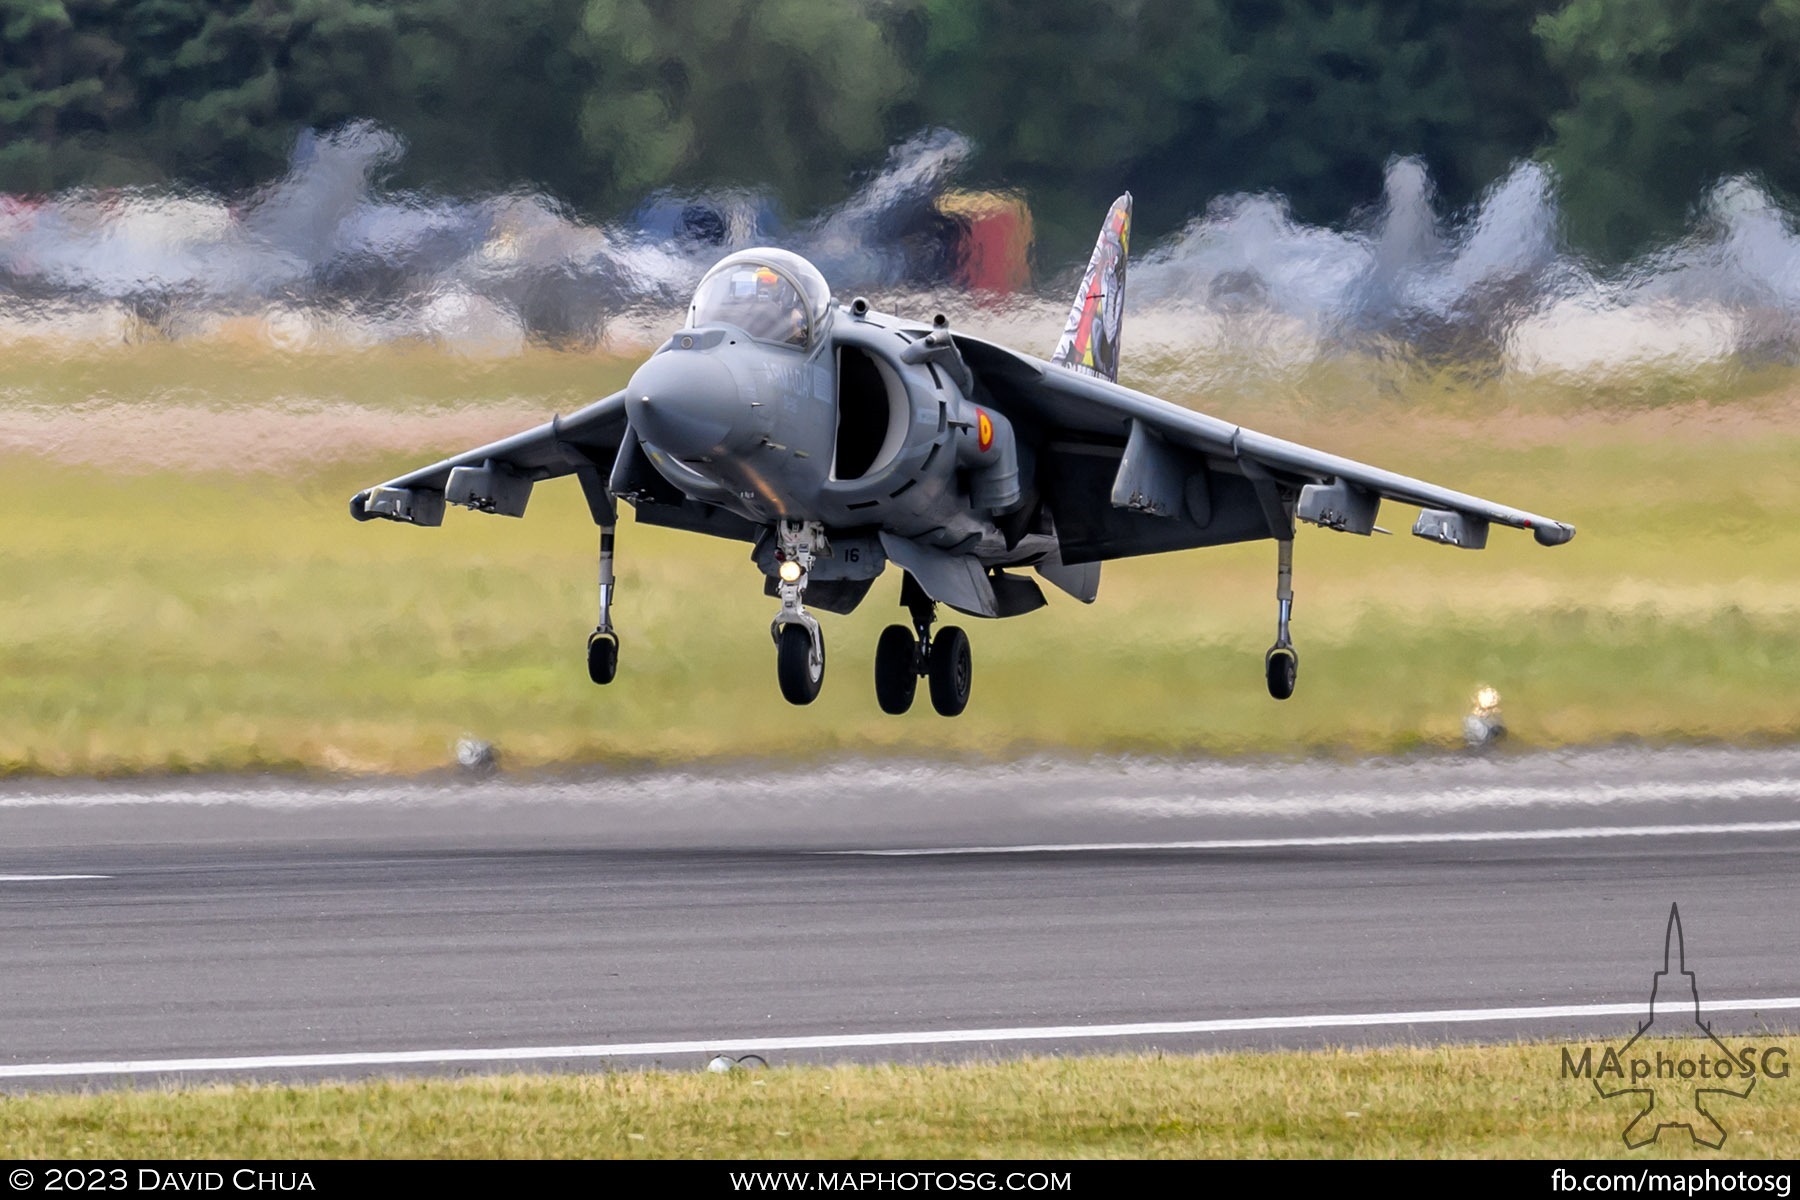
[1464,686,1506,749]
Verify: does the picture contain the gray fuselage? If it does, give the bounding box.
[620,303,1037,584]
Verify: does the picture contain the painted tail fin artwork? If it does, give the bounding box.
[1052,192,1132,382]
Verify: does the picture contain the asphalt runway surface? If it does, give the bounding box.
[2,746,1798,1088]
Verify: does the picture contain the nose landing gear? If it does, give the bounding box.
[771,519,828,705]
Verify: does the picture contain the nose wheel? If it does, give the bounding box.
[771,519,829,706]
[776,622,825,705]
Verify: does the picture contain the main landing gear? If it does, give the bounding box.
[874,574,971,717]
[1263,534,1298,700]
[587,521,620,684]
[772,519,827,705]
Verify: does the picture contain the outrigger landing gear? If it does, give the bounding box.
[875,574,972,717]
[1264,534,1298,700]
[587,521,620,684]
[772,519,827,705]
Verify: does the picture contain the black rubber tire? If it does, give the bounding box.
[776,623,824,705]
[587,630,619,685]
[1265,646,1298,700]
[927,625,972,717]
[874,625,918,715]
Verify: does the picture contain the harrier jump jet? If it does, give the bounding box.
[352,195,1574,715]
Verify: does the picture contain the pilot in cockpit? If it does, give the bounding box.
[692,263,808,346]
[690,255,821,348]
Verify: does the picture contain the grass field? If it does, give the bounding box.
[4,345,1800,776]
[5,1039,1796,1158]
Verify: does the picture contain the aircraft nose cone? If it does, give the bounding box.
[626,349,743,458]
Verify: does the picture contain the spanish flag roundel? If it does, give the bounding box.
[977,409,993,452]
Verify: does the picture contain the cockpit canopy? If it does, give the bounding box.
[688,248,832,349]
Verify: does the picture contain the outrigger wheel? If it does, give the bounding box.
[587,629,619,685]
[1264,532,1298,701]
[588,520,621,686]
[776,623,825,705]
[1264,645,1297,701]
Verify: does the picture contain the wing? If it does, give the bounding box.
[349,391,630,527]
[954,334,1575,565]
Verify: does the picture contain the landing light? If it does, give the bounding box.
[1465,685,1506,750]
[778,560,804,583]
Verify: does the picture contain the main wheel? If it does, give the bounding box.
[1265,646,1297,700]
[777,623,825,705]
[587,630,619,685]
[874,625,918,715]
[927,625,972,717]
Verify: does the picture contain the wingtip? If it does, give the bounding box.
[1534,522,1576,547]
[349,490,374,522]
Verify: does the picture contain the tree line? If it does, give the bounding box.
[2,0,1796,260]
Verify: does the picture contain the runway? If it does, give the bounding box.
[2,746,1798,1087]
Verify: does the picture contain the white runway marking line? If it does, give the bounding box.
[5,997,1800,1079]
[0,874,110,881]
[821,819,1800,857]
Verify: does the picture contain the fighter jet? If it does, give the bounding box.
[352,195,1574,715]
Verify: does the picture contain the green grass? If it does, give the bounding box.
[0,341,638,413]
[4,348,1800,775]
[6,1040,1797,1158]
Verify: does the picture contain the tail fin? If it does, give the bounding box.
[1051,192,1131,382]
